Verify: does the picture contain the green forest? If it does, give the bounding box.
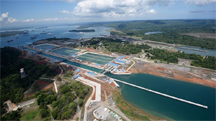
[81,37,151,55]
[0,47,58,120]
[81,37,215,70]
[143,33,215,49]
[145,49,216,70]
[102,38,151,55]
[36,81,91,120]
[79,20,216,49]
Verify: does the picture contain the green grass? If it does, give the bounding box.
[20,101,50,121]
[25,111,38,121]
[20,107,39,121]
[31,111,43,121]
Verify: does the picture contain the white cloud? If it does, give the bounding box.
[147,9,156,14]
[60,10,70,14]
[7,17,18,23]
[184,0,216,6]
[21,19,35,22]
[0,12,9,22]
[0,13,76,24]
[72,0,172,17]
[0,12,18,23]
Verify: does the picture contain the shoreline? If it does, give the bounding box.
[130,68,216,89]
[113,88,167,121]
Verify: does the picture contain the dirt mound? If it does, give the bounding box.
[37,80,54,90]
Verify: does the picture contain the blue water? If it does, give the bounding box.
[106,73,216,120]
[145,31,163,35]
[63,60,102,73]
[24,48,103,72]
[78,53,115,65]
[0,26,111,48]
[3,25,216,120]
[24,49,216,120]
[176,46,216,57]
[51,47,80,56]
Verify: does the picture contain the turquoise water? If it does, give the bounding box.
[25,49,102,72]
[35,44,57,50]
[176,46,216,57]
[106,73,216,120]
[63,60,102,73]
[26,49,216,120]
[52,47,80,56]
[78,53,115,65]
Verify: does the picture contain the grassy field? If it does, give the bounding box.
[20,102,40,121]
[113,89,164,121]
[20,101,50,121]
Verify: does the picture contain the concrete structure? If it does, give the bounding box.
[20,68,26,78]
[77,77,101,121]
[77,77,101,102]
[114,59,126,65]
[4,100,18,112]
[17,99,36,108]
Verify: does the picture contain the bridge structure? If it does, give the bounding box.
[100,65,116,74]
[112,78,208,109]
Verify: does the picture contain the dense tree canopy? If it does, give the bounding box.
[81,38,151,55]
[143,33,216,49]
[79,20,216,49]
[145,49,216,70]
[34,82,92,120]
[0,47,58,119]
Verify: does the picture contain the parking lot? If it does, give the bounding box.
[93,106,121,121]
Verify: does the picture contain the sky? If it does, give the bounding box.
[0,0,216,29]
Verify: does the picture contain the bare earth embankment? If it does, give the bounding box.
[130,60,216,88]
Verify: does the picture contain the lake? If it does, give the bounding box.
[145,31,163,35]
[176,46,216,57]
[106,73,216,121]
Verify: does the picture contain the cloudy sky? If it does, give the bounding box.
[1,0,215,29]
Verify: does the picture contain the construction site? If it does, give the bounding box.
[19,41,216,121]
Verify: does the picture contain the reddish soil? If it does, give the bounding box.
[119,103,126,110]
[37,80,54,90]
[82,75,114,101]
[92,86,96,100]
[174,74,216,88]
[19,53,26,58]
[130,63,216,88]
[88,48,95,50]
[157,67,165,71]
[57,67,61,75]
[34,60,46,65]
[135,118,142,121]
[110,82,117,88]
